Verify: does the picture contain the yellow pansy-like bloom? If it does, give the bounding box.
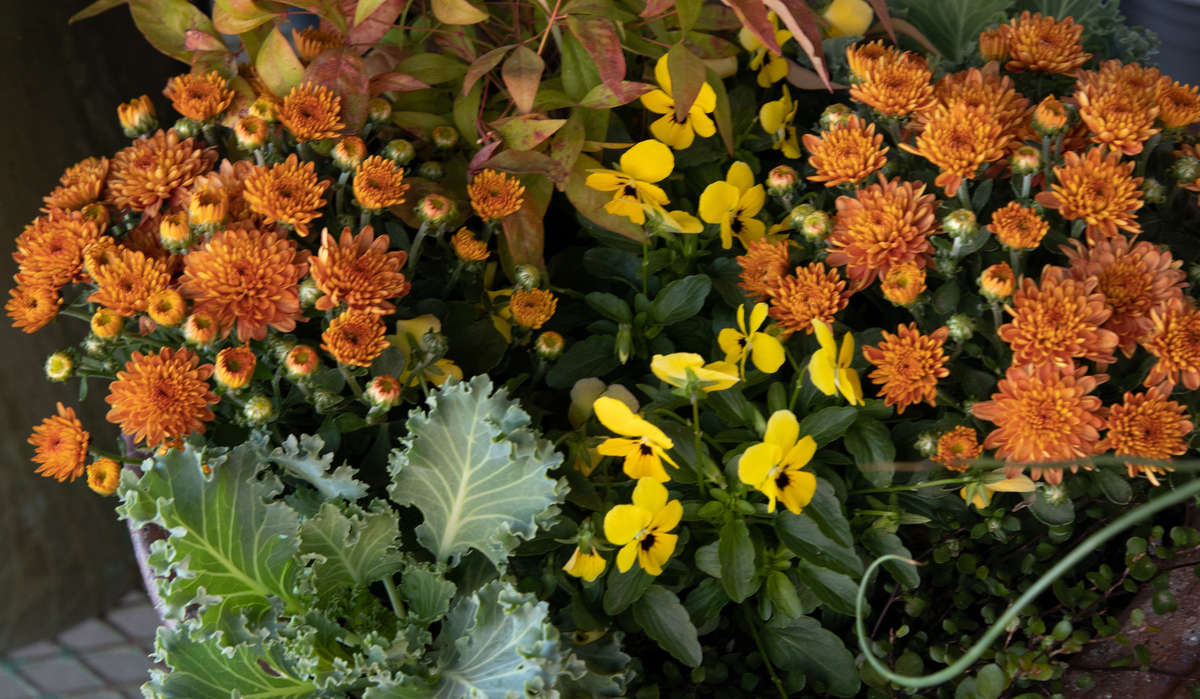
[640,54,718,150]
[594,396,678,482]
[604,478,683,576]
[718,303,786,377]
[699,162,767,249]
[651,353,740,393]
[389,315,464,388]
[585,140,674,226]
[809,319,863,405]
[760,86,801,159]
[738,12,793,87]
[738,410,818,514]
[960,470,1036,509]
[823,0,875,38]
[664,209,704,234]
[562,545,607,582]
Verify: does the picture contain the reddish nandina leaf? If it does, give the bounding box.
[686,32,742,59]
[129,0,219,63]
[718,0,780,54]
[566,16,626,93]
[640,0,674,19]
[864,0,896,42]
[185,29,226,52]
[578,81,655,109]
[501,46,545,115]
[491,115,567,151]
[212,0,277,34]
[431,0,489,24]
[547,113,586,191]
[467,140,503,176]
[667,44,706,122]
[255,26,306,96]
[304,48,370,130]
[787,60,845,90]
[339,0,404,46]
[890,18,942,57]
[369,72,431,95]
[463,45,513,96]
[481,150,567,184]
[499,176,552,277]
[763,0,831,91]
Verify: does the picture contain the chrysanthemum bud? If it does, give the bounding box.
[382,139,416,165]
[91,308,123,338]
[942,209,977,239]
[242,395,275,425]
[235,115,269,150]
[1009,145,1041,176]
[1043,483,1069,506]
[45,351,74,382]
[801,210,832,241]
[766,165,799,196]
[159,213,192,252]
[979,262,1015,300]
[788,203,816,230]
[285,345,320,378]
[79,203,110,231]
[416,193,455,225]
[298,278,321,309]
[431,125,459,149]
[1174,155,1200,183]
[915,431,938,458]
[173,118,200,139]
[946,314,975,342]
[1032,95,1068,136]
[418,161,445,181]
[313,389,342,413]
[514,264,541,290]
[1142,177,1167,204]
[265,335,296,361]
[118,95,157,138]
[880,262,925,306]
[366,375,403,408]
[82,336,106,356]
[819,103,854,131]
[978,26,1008,62]
[535,331,565,360]
[147,289,187,327]
[249,97,279,123]
[420,329,450,359]
[367,97,392,124]
[183,312,218,345]
[87,459,122,495]
[451,227,489,262]
[215,346,257,390]
[188,185,228,228]
[332,136,367,171]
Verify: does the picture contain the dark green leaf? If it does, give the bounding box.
[843,418,895,488]
[603,565,653,615]
[546,334,621,388]
[718,519,758,602]
[763,615,860,697]
[861,529,920,589]
[932,281,960,316]
[975,663,1007,699]
[766,571,805,620]
[649,274,711,326]
[632,586,703,667]
[586,292,633,323]
[1029,488,1075,525]
[792,562,859,616]
[797,406,859,446]
[777,511,863,577]
[684,577,729,627]
[802,478,853,548]
[1096,468,1132,505]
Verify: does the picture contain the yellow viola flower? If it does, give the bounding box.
[650,353,740,393]
[760,86,801,159]
[663,209,704,234]
[594,395,678,482]
[718,303,786,377]
[639,54,718,150]
[823,0,874,38]
[738,12,793,87]
[562,545,607,582]
[960,470,1036,509]
[738,409,819,514]
[389,315,464,388]
[699,162,768,249]
[809,319,864,405]
[604,478,683,576]
[585,140,674,226]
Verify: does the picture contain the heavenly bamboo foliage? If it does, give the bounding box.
[387,375,566,568]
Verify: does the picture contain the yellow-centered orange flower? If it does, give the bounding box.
[510,288,557,329]
[972,363,1106,484]
[164,71,236,122]
[6,280,60,333]
[215,346,257,389]
[880,260,925,306]
[90,307,123,337]
[88,246,171,317]
[1143,297,1200,390]
[999,266,1118,368]
[827,176,938,290]
[737,409,818,514]
[147,288,187,327]
[926,65,1030,142]
[1032,95,1069,134]
[1035,147,1143,240]
[468,169,526,221]
[106,347,219,450]
[767,262,851,336]
[1100,386,1192,484]
[13,209,104,290]
[28,402,89,482]
[1000,12,1090,75]
[1075,61,1161,156]
[737,239,790,301]
[594,395,677,482]
[43,156,109,212]
[934,426,983,472]
[845,40,900,80]
[87,458,122,495]
[451,228,489,261]
[802,115,888,187]
[323,310,389,367]
[279,82,345,142]
[848,47,935,117]
[243,154,330,236]
[861,324,949,414]
[353,155,408,211]
[311,226,410,314]
[900,101,1011,197]
[105,130,216,212]
[1156,77,1200,129]
[989,201,1049,250]
[604,478,682,576]
[292,26,342,62]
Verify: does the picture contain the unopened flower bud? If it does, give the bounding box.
[215,346,257,390]
[147,289,187,327]
[1009,145,1041,176]
[819,103,854,131]
[183,312,218,345]
[87,459,122,495]
[91,308,123,338]
[45,351,74,382]
[1142,177,1167,204]
[431,125,459,149]
[243,395,275,425]
[249,97,279,123]
[979,262,1015,300]
[420,329,449,359]
[418,160,445,181]
[978,26,1008,62]
[159,213,192,252]
[367,97,392,124]
[173,118,200,139]
[535,331,565,360]
[935,255,959,277]
[1043,483,1069,506]
[615,323,633,364]
[313,390,342,413]
[265,335,296,362]
[513,264,541,290]
[118,95,157,138]
[188,185,228,228]
[332,136,367,171]
[235,116,269,150]
[801,210,832,241]
[1032,95,1068,136]
[942,209,977,239]
[285,345,320,378]
[946,313,975,342]
[766,165,798,196]
[1174,155,1200,183]
[80,203,110,231]
[915,431,938,458]
[383,139,416,165]
[366,375,403,408]
[786,203,815,231]
[417,193,455,225]
[298,278,321,308]
[82,336,107,356]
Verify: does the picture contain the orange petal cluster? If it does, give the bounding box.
[279,82,345,142]
[1143,297,1200,390]
[1075,60,1161,156]
[998,266,1117,368]
[6,282,61,333]
[13,209,104,290]
[900,101,1011,196]
[737,239,791,301]
[353,156,409,211]
[468,169,526,221]
[87,246,171,317]
[1156,78,1200,130]
[164,71,236,122]
[767,262,851,336]
[105,130,216,212]
[802,115,888,187]
[846,44,935,117]
[310,226,410,313]
[42,157,109,212]
[826,176,938,290]
[243,154,330,236]
[934,426,983,472]
[861,324,950,414]
[105,347,219,450]
[998,12,1091,75]
[322,310,389,367]
[1035,147,1143,240]
[1099,386,1193,483]
[989,201,1049,250]
[28,403,90,482]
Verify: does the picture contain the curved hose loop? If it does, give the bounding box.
[854,475,1200,689]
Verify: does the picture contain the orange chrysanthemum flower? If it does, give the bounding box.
[972,363,1106,484]
[188,184,229,227]
[215,345,257,389]
[848,49,935,117]
[322,310,389,367]
[801,115,888,187]
[106,347,219,450]
[191,159,256,223]
[879,261,925,306]
[179,226,308,341]
[292,26,342,62]
[1000,12,1091,75]
[105,130,216,212]
[164,71,236,122]
[1075,61,1161,156]
[13,209,104,290]
[242,154,330,236]
[978,27,1007,62]
[1143,297,1200,390]
[28,402,89,482]
[737,239,791,301]
[310,226,410,313]
[989,201,1049,250]
[87,458,122,495]
[468,169,526,221]
[1062,236,1187,357]
[88,246,171,317]
[183,311,219,345]
[147,288,187,327]
[117,95,157,136]
[279,82,345,142]
[900,101,1011,196]
[845,40,901,80]
[91,307,123,338]
[353,156,409,211]
[1035,147,1143,240]
[1100,386,1193,484]
[767,262,851,336]
[998,266,1118,368]
[451,228,489,262]
[924,65,1030,142]
[5,280,60,333]
[934,426,984,472]
[861,324,949,414]
[42,156,109,212]
[510,289,558,329]
[826,176,939,290]
[1156,77,1200,130]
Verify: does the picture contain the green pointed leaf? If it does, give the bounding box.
[844,418,895,488]
[268,433,368,501]
[632,586,703,667]
[718,519,757,602]
[387,376,564,568]
[797,406,859,446]
[501,46,545,114]
[400,561,457,623]
[890,0,1014,63]
[649,274,712,326]
[546,334,621,389]
[777,511,863,577]
[354,0,389,25]
[431,581,561,697]
[861,529,920,589]
[256,26,306,96]
[802,478,853,547]
[792,561,858,616]
[299,502,404,592]
[603,565,654,615]
[148,624,315,698]
[130,0,218,62]
[763,615,860,697]
[560,631,633,697]
[69,0,127,23]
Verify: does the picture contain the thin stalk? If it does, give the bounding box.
[383,575,406,619]
[851,477,970,496]
[641,233,650,296]
[743,605,788,698]
[1008,248,1024,280]
[407,221,432,273]
[89,447,146,465]
[339,364,364,399]
[690,392,709,486]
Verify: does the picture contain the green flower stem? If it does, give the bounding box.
[641,232,651,296]
[851,477,970,496]
[1019,173,1032,200]
[956,182,972,211]
[856,475,1200,690]
[382,574,406,620]
[407,221,431,274]
[1039,135,1053,186]
[1008,248,1024,280]
[743,604,788,698]
[359,208,373,230]
[89,447,145,465]
[59,308,93,323]
[339,364,364,399]
[1135,132,1162,178]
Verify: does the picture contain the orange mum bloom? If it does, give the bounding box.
[1075,61,1161,156]
[972,363,1106,484]
[900,101,1011,196]
[322,310,389,367]
[183,311,219,345]
[510,289,558,329]
[468,169,526,221]
[848,49,935,117]
[105,130,216,212]
[147,288,187,327]
[279,82,345,142]
[737,239,791,301]
[1062,236,1187,357]
[826,176,939,290]
[1156,77,1200,130]
[801,115,888,187]
[187,184,229,227]
[1100,386,1192,484]
[989,201,1049,250]
[91,307,123,338]
[1035,147,1143,240]
[934,426,984,472]
[845,40,900,79]
[1032,95,1069,135]
[13,209,104,290]
[310,225,410,313]
[6,280,60,333]
[451,228,490,262]
[292,26,342,62]
[191,160,257,223]
[106,348,219,450]
[28,402,90,482]
[1000,12,1090,75]
[767,262,851,336]
[42,156,109,212]
[978,27,1007,62]
[353,156,409,211]
[87,458,122,495]
[861,324,949,414]
[117,95,157,137]
[164,71,236,122]
[998,266,1118,368]
[980,262,1016,300]
[242,154,330,236]
[215,345,257,389]
[88,246,171,317]
[179,226,308,341]
[924,65,1030,142]
[879,261,925,306]
[1143,297,1200,390]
